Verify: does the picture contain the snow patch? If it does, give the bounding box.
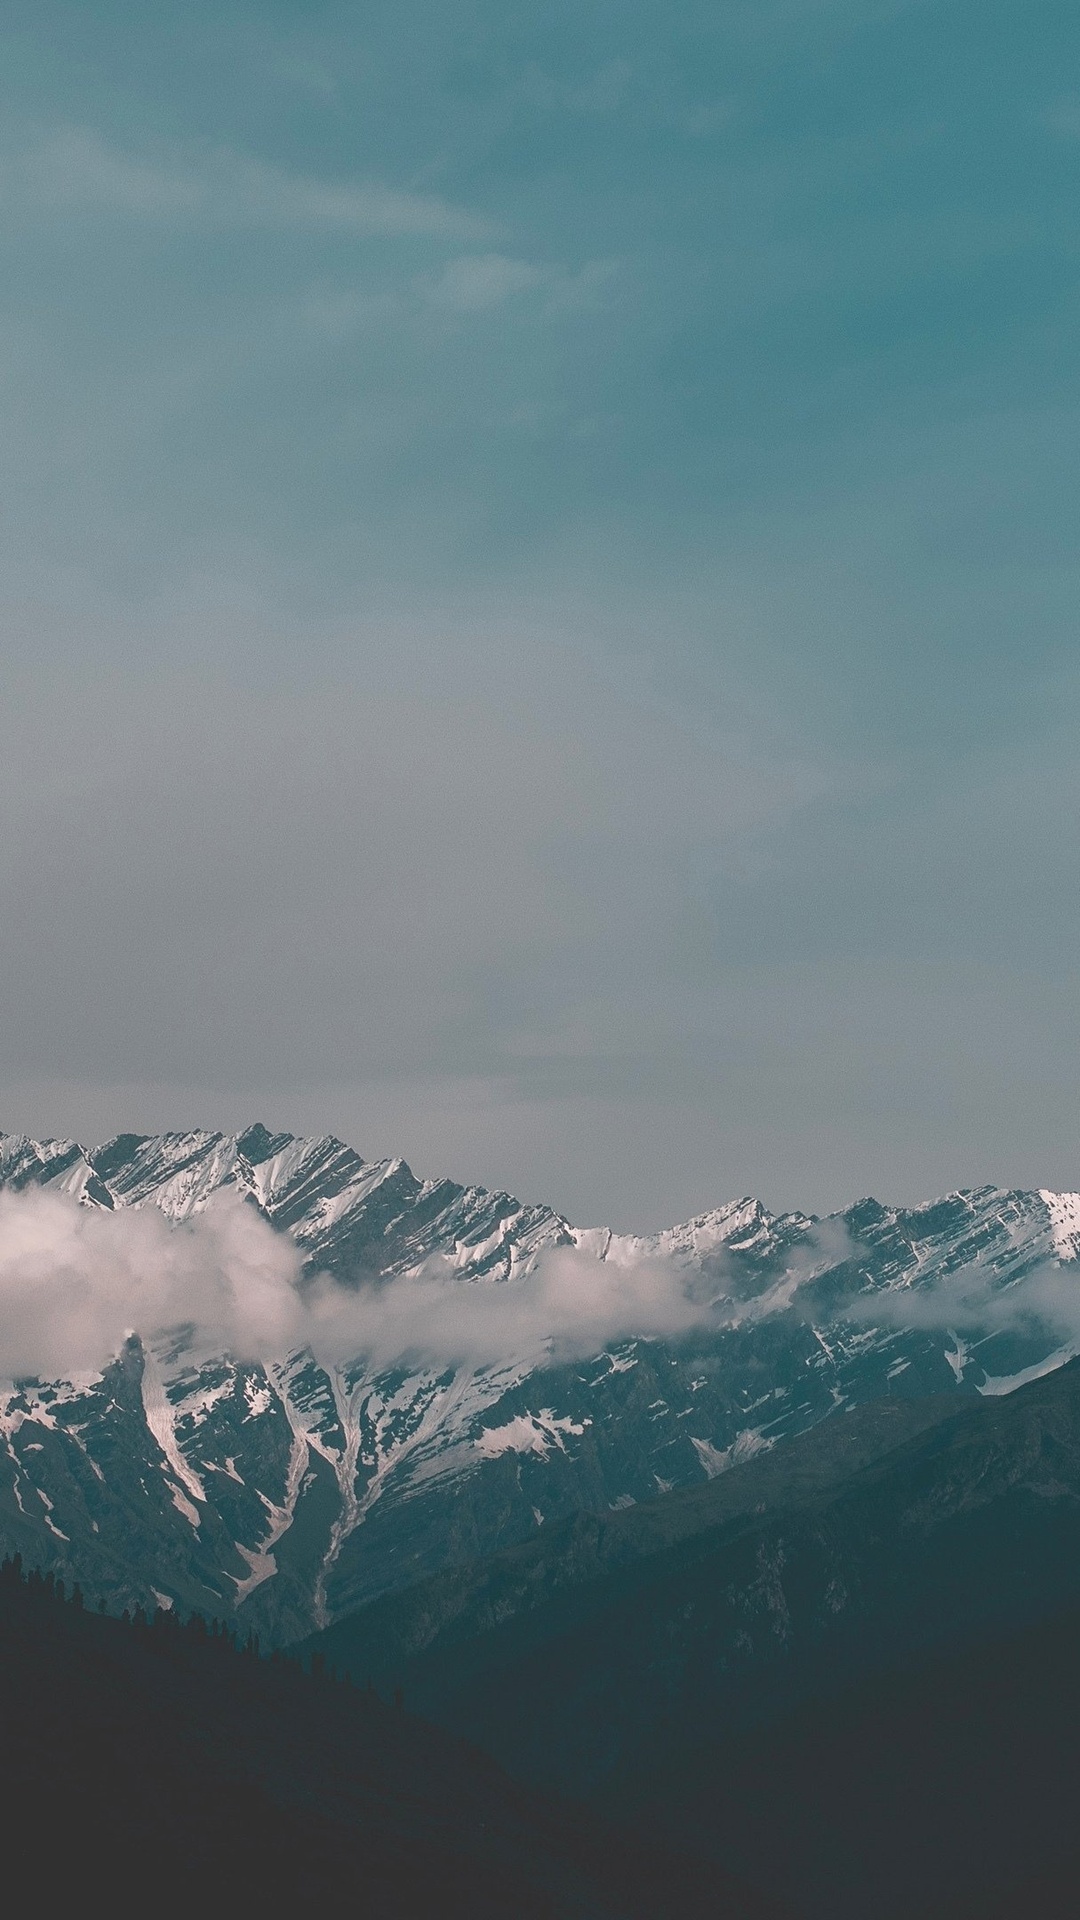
[944,1336,969,1382]
[140,1348,205,1526]
[1040,1191,1080,1262]
[977,1345,1078,1397]
[243,1376,272,1421]
[603,1349,639,1375]
[691,1426,774,1479]
[474,1408,589,1459]
[230,1543,278,1601]
[170,1486,201,1528]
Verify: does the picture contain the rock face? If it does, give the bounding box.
[0,1124,1077,1639]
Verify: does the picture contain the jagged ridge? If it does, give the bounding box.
[0,1124,1077,1639]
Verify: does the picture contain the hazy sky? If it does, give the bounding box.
[2,0,1080,1229]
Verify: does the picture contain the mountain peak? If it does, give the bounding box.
[235,1122,297,1166]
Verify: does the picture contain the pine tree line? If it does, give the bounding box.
[0,1553,389,1699]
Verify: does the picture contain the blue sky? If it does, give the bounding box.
[2,1,1079,1226]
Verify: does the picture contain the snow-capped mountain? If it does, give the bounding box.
[0,1123,1077,1639]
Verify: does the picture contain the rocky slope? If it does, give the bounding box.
[0,1124,1077,1637]
[315,1361,1080,1920]
[337,1358,1080,1777]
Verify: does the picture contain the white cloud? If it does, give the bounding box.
[7,126,488,239]
[0,1188,728,1381]
[423,252,617,315]
[27,128,201,216]
[299,284,401,337]
[0,1188,304,1379]
[1044,97,1080,141]
[424,253,548,312]
[845,1257,1080,1348]
[305,1242,721,1370]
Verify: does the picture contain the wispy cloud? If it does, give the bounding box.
[845,1258,1080,1349]
[425,253,548,313]
[422,252,617,316]
[1044,96,1080,141]
[522,59,634,117]
[6,126,489,240]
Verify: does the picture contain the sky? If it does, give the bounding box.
[2,0,1079,1230]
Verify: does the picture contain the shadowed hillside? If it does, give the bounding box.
[299,1387,963,1691]
[304,1361,1080,1917]
[0,1555,778,1918]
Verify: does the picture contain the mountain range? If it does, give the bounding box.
[1,1124,1078,1639]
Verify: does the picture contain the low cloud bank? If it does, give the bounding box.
[0,1188,723,1381]
[13,1189,1073,1386]
[846,1259,1080,1347]
[0,1188,305,1378]
[304,1244,715,1371]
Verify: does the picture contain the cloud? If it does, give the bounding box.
[0,1188,727,1382]
[8,126,487,239]
[422,253,616,315]
[1044,97,1080,141]
[424,253,548,313]
[844,1258,1080,1348]
[0,1188,305,1380]
[299,284,401,337]
[304,1243,721,1370]
[522,60,633,117]
[7,1184,1078,1388]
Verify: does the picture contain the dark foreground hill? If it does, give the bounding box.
[304,1360,1080,1918]
[0,1561,777,1919]
[690,1594,1080,1920]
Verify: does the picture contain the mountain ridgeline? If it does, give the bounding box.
[1,1125,1079,1636]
